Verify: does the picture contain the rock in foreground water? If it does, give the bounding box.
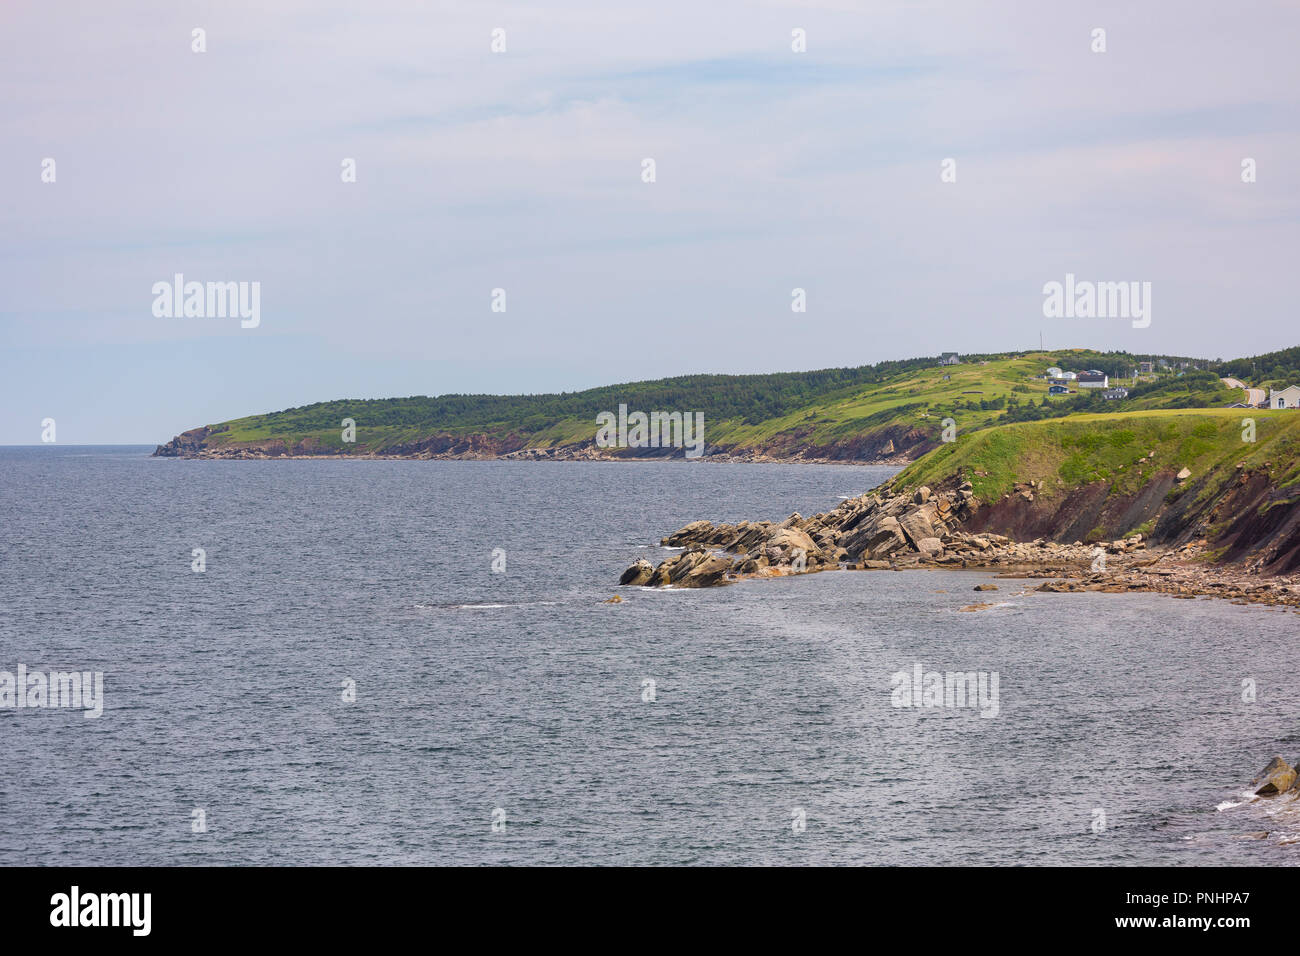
[1253,757,1298,796]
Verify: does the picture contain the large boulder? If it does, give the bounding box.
[767,526,818,558]
[1254,757,1296,796]
[667,548,710,584]
[661,520,715,547]
[648,551,690,587]
[898,506,937,548]
[915,537,944,556]
[1253,756,1290,782]
[618,558,654,586]
[849,515,907,559]
[677,553,734,588]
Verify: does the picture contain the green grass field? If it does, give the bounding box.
[892,408,1300,503]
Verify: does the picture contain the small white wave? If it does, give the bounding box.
[415,601,553,610]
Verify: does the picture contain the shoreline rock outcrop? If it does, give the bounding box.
[619,475,1300,611]
[622,483,984,589]
[152,426,929,465]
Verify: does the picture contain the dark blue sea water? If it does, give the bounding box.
[1,446,1297,865]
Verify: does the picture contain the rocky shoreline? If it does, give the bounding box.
[156,449,911,465]
[151,425,921,465]
[619,481,1300,611]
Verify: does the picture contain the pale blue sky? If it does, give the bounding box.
[2,0,1298,443]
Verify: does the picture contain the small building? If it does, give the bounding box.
[1078,372,1109,389]
[939,352,961,366]
[1269,385,1300,409]
[1101,387,1129,400]
[1138,361,1154,374]
[1045,366,1064,379]
[1048,384,1072,395]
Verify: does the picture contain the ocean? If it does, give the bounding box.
[1,445,1297,865]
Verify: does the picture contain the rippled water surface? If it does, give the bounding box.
[1,446,1297,865]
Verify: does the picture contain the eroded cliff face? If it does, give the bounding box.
[711,424,936,463]
[962,467,1300,574]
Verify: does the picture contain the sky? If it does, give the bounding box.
[2,0,1298,443]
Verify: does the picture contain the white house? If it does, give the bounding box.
[1078,372,1109,389]
[1269,385,1300,409]
[1045,366,1064,378]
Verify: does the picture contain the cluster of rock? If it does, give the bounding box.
[967,534,1147,568]
[618,549,735,588]
[620,483,987,587]
[1032,561,1300,609]
[615,475,1300,612]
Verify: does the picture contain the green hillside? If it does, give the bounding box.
[160,347,1280,459]
[893,409,1300,503]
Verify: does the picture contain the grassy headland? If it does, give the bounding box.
[155,347,1290,462]
[893,409,1300,503]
